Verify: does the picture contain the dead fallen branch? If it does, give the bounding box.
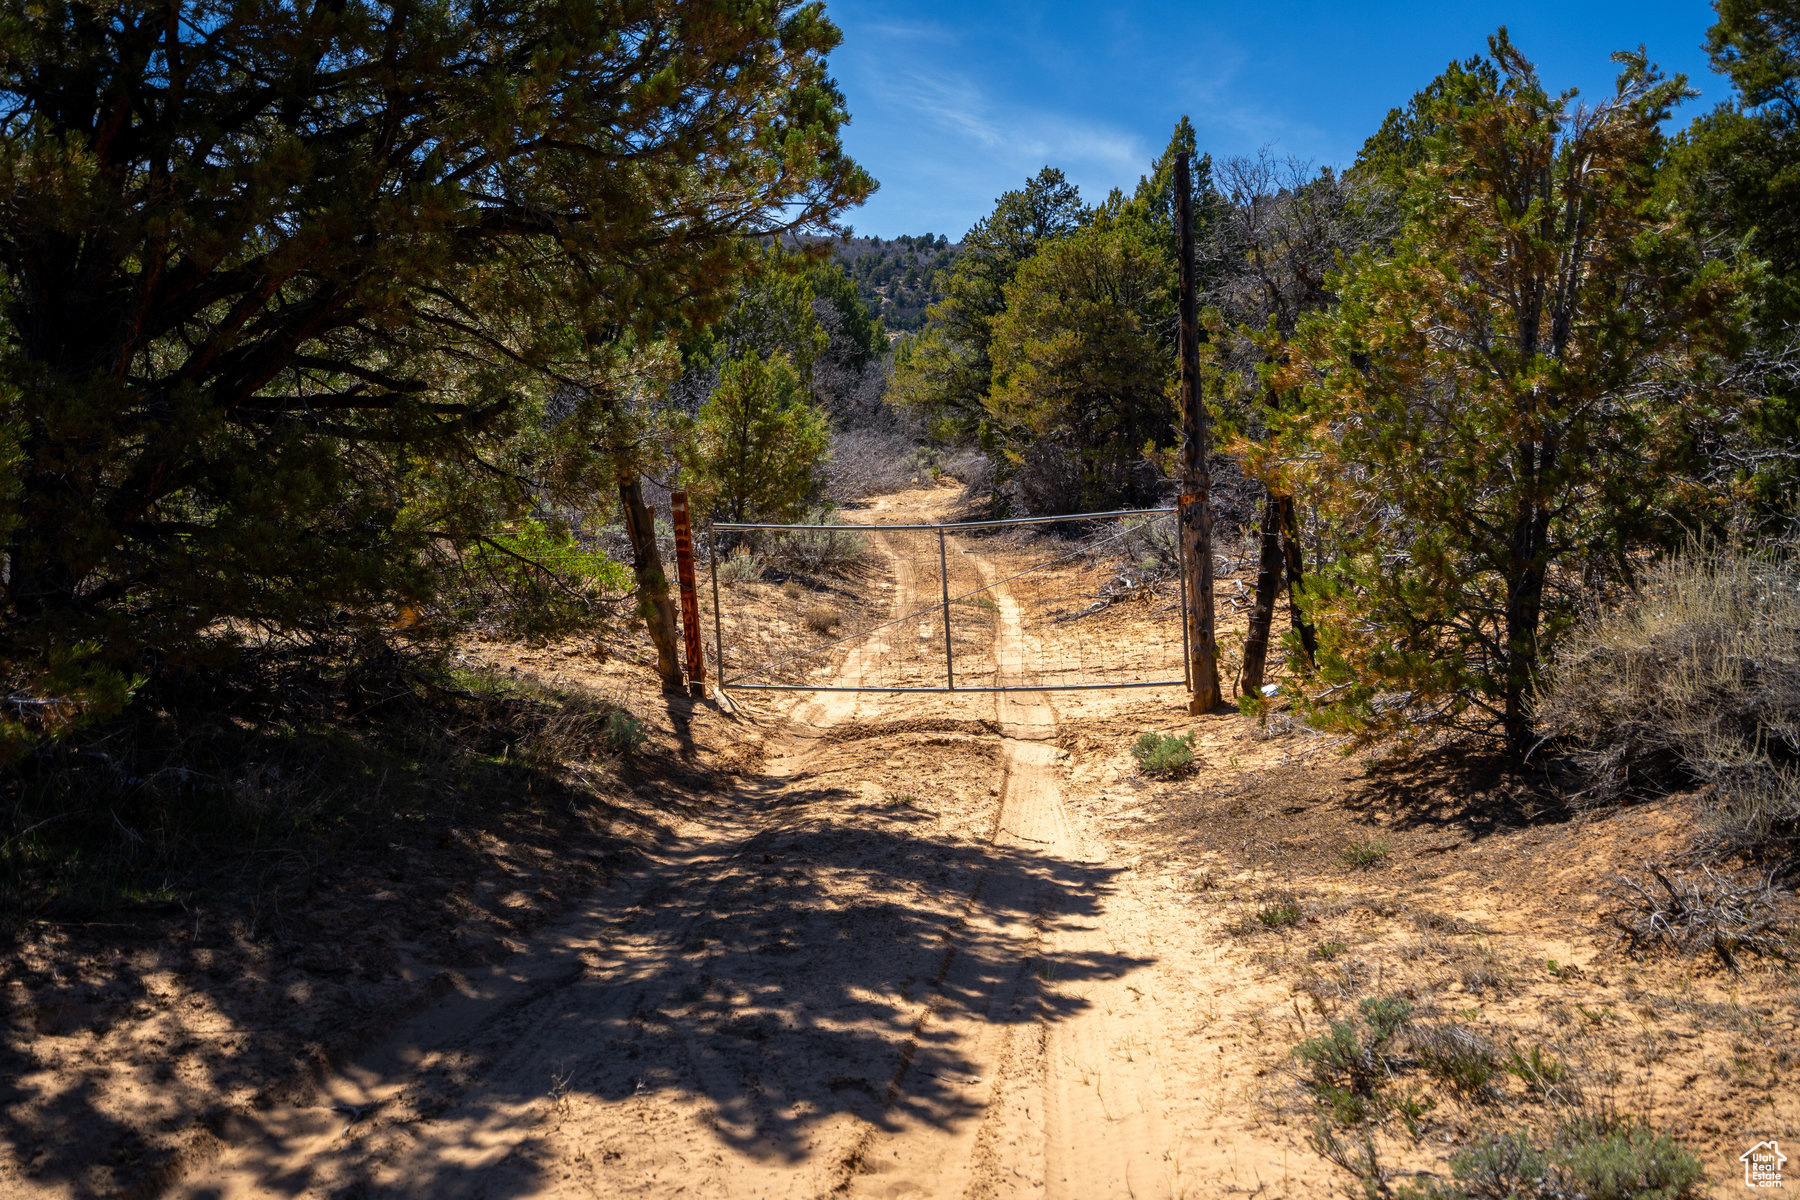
[1610,861,1795,971]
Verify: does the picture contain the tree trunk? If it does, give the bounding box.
[617,467,686,695]
[1502,506,1551,756]
[1278,494,1318,668]
[1174,152,1223,713]
[1239,487,1287,695]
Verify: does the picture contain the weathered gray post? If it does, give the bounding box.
[1175,151,1223,713]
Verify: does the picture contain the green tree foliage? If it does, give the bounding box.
[704,255,832,381]
[1261,33,1752,752]
[1352,55,1504,183]
[1116,117,1214,257]
[689,354,830,525]
[832,234,960,332]
[889,168,1084,442]
[0,0,869,739]
[1663,1,1800,518]
[1669,1,1800,287]
[987,222,1175,512]
[806,261,887,372]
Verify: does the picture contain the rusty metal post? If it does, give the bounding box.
[670,490,705,698]
[938,528,955,690]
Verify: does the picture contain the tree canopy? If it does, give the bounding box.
[0,0,870,730]
[1260,33,1752,750]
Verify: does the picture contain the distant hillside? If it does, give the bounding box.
[829,234,962,334]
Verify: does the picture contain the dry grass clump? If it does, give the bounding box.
[1536,542,1800,857]
[803,606,841,634]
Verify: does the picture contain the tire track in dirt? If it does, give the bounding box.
[839,553,1182,1200]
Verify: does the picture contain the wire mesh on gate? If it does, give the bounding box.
[708,509,1188,692]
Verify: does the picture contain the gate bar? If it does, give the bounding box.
[1177,521,1192,689]
[721,680,1186,693]
[938,528,954,690]
[709,527,725,687]
[713,506,1174,534]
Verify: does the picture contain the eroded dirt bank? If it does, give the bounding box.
[7,485,1796,1199]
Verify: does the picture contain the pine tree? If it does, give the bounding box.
[690,354,830,526]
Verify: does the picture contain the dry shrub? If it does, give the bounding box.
[1536,542,1800,857]
[828,429,924,500]
[764,524,865,577]
[1610,860,1794,969]
[804,606,840,634]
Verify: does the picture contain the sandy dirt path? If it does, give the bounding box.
[166,493,1297,1200]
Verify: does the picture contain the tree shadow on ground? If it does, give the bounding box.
[168,768,1144,1198]
[0,647,707,1200]
[1343,741,1576,841]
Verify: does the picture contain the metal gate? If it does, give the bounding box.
[708,508,1189,693]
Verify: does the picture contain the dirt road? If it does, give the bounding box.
[162,491,1326,1199]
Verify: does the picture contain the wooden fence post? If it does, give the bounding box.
[1175,151,1223,714]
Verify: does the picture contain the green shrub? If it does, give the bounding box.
[1257,899,1302,928]
[1556,1121,1706,1200]
[1394,1123,1705,1200]
[717,548,763,585]
[1411,1023,1499,1096]
[1131,729,1196,775]
[604,710,645,756]
[1340,838,1391,868]
[1447,1130,1549,1200]
[1359,997,1413,1044]
[1311,940,1349,961]
[1293,997,1412,1104]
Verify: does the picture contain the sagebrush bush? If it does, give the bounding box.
[765,524,865,576]
[1536,542,1800,856]
[716,548,763,586]
[1397,1121,1705,1200]
[1131,729,1196,775]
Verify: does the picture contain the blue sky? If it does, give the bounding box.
[825,1,1725,239]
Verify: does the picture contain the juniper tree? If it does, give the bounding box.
[889,167,1084,443]
[689,353,829,526]
[985,220,1175,512]
[1260,33,1752,752]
